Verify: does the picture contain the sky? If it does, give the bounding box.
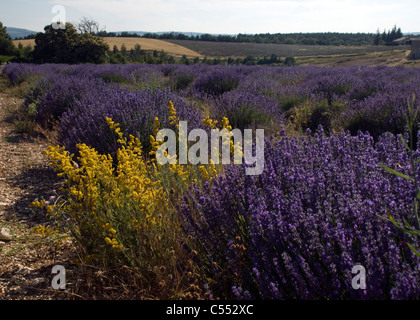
[0,0,419,35]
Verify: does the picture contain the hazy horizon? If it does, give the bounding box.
[1,0,419,35]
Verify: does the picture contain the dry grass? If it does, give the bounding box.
[105,37,202,58]
[296,49,420,67]
[11,39,35,49]
[13,38,203,58]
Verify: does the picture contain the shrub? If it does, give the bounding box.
[171,71,195,91]
[180,130,420,299]
[284,56,296,66]
[39,120,187,298]
[310,72,352,105]
[279,95,308,112]
[307,100,347,133]
[58,87,205,159]
[33,23,109,64]
[100,73,131,84]
[194,68,240,96]
[343,91,415,140]
[212,91,281,130]
[26,74,108,128]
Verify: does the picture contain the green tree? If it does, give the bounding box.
[33,23,108,64]
[284,56,296,66]
[0,21,17,56]
[75,32,109,64]
[373,29,381,45]
[120,43,127,55]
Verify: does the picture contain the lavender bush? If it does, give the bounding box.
[211,90,283,130]
[5,63,420,139]
[180,129,420,299]
[25,74,109,128]
[193,66,241,96]
[58,87,205,158]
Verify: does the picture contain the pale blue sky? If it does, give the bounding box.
[0,0,419,34]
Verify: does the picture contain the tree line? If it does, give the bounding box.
[95,26,406,46]
[373,25,404,45]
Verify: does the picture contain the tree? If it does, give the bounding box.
[77,17,101,35]
[33,23,109,64]
[373,29,381,45]
[397,27,403,39]
[120,43,127,55]
[0,21,17,56]
[75,32,109,64]
[284,56,296,66]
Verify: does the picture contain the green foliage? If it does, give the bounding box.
[279,95,308,112]
[375,25,404,45]
[344,112,385,139]
[307,100,345,132]
[107,47,173,64]
[0,55,15,63]
[33,23,109,64]
[171,73,195,91]
[284,56,296,66]
[15,42,33,61]
[0,21,18,56]
[100,74,130,84]
[13,119,36,134]
[380,94,420,257]
[223,103,271,130]
[75,32,109,64]
[136,30,382,46]
[288,100,346,133]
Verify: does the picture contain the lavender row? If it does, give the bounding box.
[4,63,420,139]
[180,129,419,299]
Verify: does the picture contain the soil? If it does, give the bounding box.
[0,92,74,300]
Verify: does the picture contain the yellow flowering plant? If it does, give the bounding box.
[33,101,244,298]
[41,118,170,267]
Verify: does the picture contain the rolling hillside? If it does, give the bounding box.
[6,27,38,39]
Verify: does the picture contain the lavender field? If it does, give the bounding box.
[2,63,419,299]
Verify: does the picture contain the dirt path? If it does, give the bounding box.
[0,92,73,300]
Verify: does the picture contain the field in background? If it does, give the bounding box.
[13,38,420,66]
[296,49,420,67]
[167,39,406,57]
[13,37,203,58]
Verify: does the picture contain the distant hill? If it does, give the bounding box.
[6,27,38,39]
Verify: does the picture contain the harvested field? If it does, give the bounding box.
[13,37,203,58]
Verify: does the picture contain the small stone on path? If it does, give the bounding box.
[0,227,12,241]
